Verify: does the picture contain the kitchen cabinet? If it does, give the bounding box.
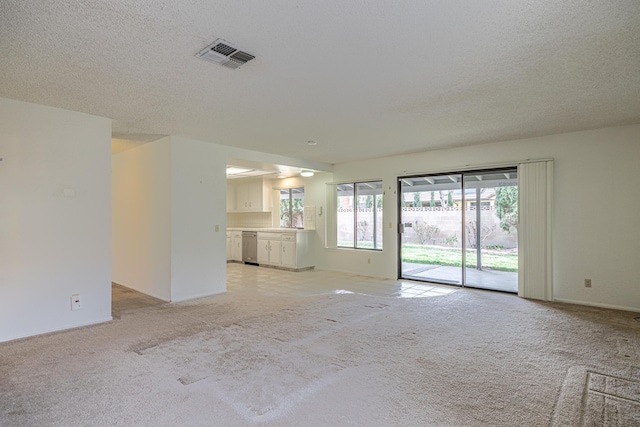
[230,179,271,212]
[229,228,314,271]
[226,182,236,212]
[280,231,314,270]
[235,182,248,210]
[257,232,282,266]
[281,233,296,268]
[231,231,243,262]
[257,230,314,270]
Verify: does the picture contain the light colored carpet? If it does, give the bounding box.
[111,283,165,319]
[1,270,639,426]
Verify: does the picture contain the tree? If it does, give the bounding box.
[430,191,435,207]
[413,221,439,245]
[357,220,369,241]
[495,187,518,232]
[291,197,304,227]
[439,191,447,208]
[447,190,453,207]
[413,192,421,207]
[465,221,496,249]
[365,195,373,208]
[280,197,304,228]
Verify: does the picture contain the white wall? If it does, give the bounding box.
[324,124,640,312]
[113,131,334,304]
[112,137,172,301]
[0,97,112,342]
[112,136,228,302]
[170,136,227,302]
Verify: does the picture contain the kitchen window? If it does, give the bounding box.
[279,187,304,228]
[336,180,383,250]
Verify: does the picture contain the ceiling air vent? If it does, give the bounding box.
[197,39,255,69]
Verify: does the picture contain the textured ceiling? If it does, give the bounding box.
[1,1,639,164]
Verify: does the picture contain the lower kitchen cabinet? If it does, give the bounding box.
[231,231,243,262]
[281,234,296,268]
[229,229,314,271]
[257,231,314,270]
[258,232,282,266]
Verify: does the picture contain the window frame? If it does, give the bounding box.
[336,180,383,251]
[279,187,304,228]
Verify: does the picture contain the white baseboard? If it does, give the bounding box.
[1,316,113,344]
[554,298,640,313]
[170,290,226,303]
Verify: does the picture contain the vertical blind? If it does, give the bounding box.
[325,183,337,248]
[517,161,554,301]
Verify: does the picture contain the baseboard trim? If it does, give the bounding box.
[170,290,226,303]
[258,264,315,272]
[554,298,640,313]
[1,316,113,344]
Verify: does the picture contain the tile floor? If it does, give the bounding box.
[112,263,461,317]
[226,262,459,299]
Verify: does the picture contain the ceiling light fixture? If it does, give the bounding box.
[300,170,314,177]
[226,167,251,175]
[307,140,317,146]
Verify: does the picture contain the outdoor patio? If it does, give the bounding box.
[402,262,517,293]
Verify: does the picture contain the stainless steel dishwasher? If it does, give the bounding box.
[242,231,258,264]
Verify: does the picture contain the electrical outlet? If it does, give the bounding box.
[71,294,82,310]
[584,279,592,288]
[215,224,220,232]
[367,258,371,264]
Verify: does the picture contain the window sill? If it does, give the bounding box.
[327,246,383,252]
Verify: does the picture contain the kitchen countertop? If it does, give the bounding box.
[227,227,312,233]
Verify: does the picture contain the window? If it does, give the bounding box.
[279,187,304,228]
[336,180,383,250]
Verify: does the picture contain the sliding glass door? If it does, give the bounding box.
[462,170,518,292]
[399,174,463,285]
[399,168,518,292]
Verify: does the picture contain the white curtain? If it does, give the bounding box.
[518,161,553,301]
[325,183,337,248]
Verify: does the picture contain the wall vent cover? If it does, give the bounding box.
[197,39,255,69]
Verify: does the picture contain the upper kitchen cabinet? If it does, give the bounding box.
[226,182,236,212]
[227,178,272,212]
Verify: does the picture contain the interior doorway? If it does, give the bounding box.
[398,168,518,292]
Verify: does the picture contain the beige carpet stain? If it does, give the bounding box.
[1,267,639,426]
[133,301,391,421]
[552,367,640,426]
